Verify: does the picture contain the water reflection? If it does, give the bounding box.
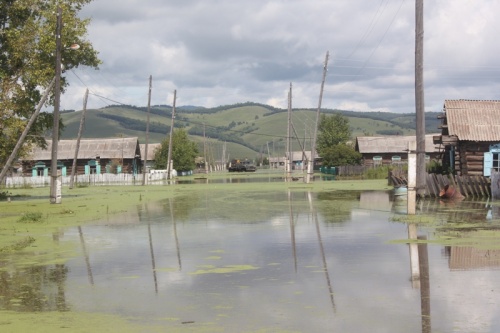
[2,188,500,332]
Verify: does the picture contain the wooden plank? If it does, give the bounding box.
[467,175,478,197]
[425,173,437,197]
[478,176,490,197]
[455,175,467,198]
[458,175,471,197]
[492,171,500,200]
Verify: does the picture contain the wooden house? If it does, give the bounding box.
[355,134,441,167]
[433,100,500,176]
[139,143,162,172]
[269,151,321,170]
[22,137,142,176]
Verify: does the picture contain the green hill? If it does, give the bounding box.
[60,102,442,161]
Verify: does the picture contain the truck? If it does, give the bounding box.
[228,159,256,172]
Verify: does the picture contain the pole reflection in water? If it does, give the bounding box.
[308,191,336,313]
[139,205,158,293]
[418,235,431,333]
[147,222,158,294]
[78,226,94,286]
[169,197,182,271]
[287,190,298,272]
[408,223,420,289]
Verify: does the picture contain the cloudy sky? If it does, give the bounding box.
[62,0,500,113]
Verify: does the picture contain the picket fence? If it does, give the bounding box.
[4,172,174,188]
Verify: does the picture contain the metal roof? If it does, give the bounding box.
[444,99,500,141]
[26,137,140,161]
[355,134,441,154]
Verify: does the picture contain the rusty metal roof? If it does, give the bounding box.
[355,134,441,154]
[26,137,140,161]
[444,99,500,141]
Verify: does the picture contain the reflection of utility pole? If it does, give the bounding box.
[418,236,431,333]
[308,192,336,313]
[166,90,176,180]
[408,224,420,289]
[78,226,94,285]
[50,6,63,204]
[169,198,182,270]
[70,88,89,189]
[148,222,158,293]
[288,191,297,272]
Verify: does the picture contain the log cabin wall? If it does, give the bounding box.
[456,141,496,176]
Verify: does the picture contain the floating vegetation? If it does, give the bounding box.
[190,265,258,275]
[17,212,44,223]
[0,236,35,253]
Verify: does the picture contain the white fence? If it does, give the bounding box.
[4,172,173,188]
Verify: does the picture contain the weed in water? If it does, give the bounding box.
[0,236,35,253]
[17,212,44,223]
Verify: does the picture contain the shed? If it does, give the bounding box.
[433,100,500,176]
[355,134,441,167]
[22,137,142,176]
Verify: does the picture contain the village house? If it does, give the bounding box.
[269,151,321,170]
[433,100,500,176]
[139,143,162,172]
[355,134,442,167]
[21,137,142,176]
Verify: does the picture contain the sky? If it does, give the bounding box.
[62,0,500,114]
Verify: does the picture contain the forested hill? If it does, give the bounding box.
[60,102,442,159]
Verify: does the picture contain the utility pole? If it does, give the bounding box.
[50,6,63,204]
[415,0,426,196]
[166,90,176,180]
[308,51,329,183]
[69,88,89,189]
[0,77,55,185]
[286,83,292,179]
[203,123,208,174]
[142,75,152,185]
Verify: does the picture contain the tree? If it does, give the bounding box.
[320,144,361,167]
[154,129,199,172]
[316,113,360,167]
[0,0,100,171]
[316,113,351,151]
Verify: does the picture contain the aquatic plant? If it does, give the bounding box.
[17,212,44,223]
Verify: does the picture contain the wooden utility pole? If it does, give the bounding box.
[166,90,176,180]
[50,6,63,204]
[415,0,426,195]
[142,75,152,185]
[69,88,89,189]
[308,51,329,183]
[286,83,292,179]
[203,123,208,174]
[0,77,56,185]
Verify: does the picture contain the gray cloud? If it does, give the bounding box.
[61,0,500,113]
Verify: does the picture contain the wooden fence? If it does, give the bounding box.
[389,171,495,198]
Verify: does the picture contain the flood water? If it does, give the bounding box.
[2,187,500,332]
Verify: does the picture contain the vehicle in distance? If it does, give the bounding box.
[228,159,256,172]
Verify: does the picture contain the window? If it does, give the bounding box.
[484,144,500,176]
[391,156,401,164]
[373,156,382,167]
